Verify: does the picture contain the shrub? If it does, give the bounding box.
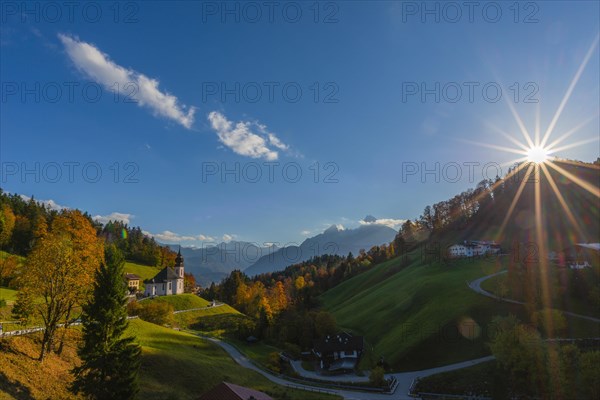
[266,351,282,373]
[138,301,174,326]
[369,366,386,387]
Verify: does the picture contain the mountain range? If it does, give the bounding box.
[166,242,276,287]
[243,218,398,276]
[169,217,398,284]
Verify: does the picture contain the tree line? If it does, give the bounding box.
[0,188,176,267]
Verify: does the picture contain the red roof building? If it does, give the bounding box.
[197,382,274,400]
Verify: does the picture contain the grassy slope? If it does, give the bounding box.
[142,293,211,311]
[481,270,600,318]
[129,318,338,400]
[0,320,339,400]
[0,330,83,400]
[124,261,162,291]
[0,287,17,304]
[321,253,600,371]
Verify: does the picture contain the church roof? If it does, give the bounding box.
[144,267,180,284]
[197,382,273,400]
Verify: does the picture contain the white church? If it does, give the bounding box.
[144,247,185,297]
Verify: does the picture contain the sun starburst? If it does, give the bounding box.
[526,146,549,164]
[464,35,600,339]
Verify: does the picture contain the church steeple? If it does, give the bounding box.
[174,246,184,278]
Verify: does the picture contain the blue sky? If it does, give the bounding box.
[1,1,599,246]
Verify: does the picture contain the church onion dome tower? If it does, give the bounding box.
[174,246,184,278]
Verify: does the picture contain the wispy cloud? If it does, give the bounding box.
[93,212,133,225]
[142,230,237,244]
[58,33,195,129]
[207,111,289,160]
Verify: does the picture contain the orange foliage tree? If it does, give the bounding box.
[19,210,104,360]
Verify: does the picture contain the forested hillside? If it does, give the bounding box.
[0,189,176,269]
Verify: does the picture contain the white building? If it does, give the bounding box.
[144,248,185,297]
[448,240,500,258]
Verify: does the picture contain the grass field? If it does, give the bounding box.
[141,293,212,311]
[174,303,241,330]
[123,261,162,291]
[480,268,600,318]
[129,318,339,400]
[0,251,24,262]
[320,253,600,371]
[0,319,339,400]
[0,287,17,305]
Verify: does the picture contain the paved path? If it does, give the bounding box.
[289,359,371,383]
[200,334,494,400]
[468,271,600,323]
[173,303,224,314]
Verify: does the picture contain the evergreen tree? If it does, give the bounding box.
[71,245,141,400]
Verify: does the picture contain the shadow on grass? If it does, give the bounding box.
[0,371,35,400]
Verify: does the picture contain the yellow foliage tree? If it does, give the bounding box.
[20,210,103,360]
[0,204,16,247]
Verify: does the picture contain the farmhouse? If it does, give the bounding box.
[313,332,364,373]
[448,240,500,258]
[554,243,599,270]
[124,273,141,293]
[197,382,273,400]
[143,248,185,297]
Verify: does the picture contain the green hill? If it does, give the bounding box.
[123,261,162,291]
[129,318,338,400]
[142,294,246,334]
[320,253,600,371]
[0,287,17,305]
[141,294,212,311]
[0,319,339,400]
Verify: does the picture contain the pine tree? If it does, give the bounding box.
[71,245,141,399]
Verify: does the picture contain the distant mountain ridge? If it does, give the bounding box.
[243,220,398,276]
[166,242,277,286]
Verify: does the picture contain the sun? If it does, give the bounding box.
[526,146,549,164]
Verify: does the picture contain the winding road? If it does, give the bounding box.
[202,271,600,399]
[201,334,494,400]
[468,270,600,323]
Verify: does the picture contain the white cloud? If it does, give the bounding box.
[359,218,405,230]
[207,111,289,160]
[197,234,215,241]
[19,195,68,211]
[93,212,133,225]
[142,230,199,243]
[300,230,312,236]
[143,230,235,244]
[58,33,195,129]
[268,133,289,150]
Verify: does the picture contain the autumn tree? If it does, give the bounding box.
[0,204,16,248]
[20,210,103,360]
[269,281,288,314]
[53,210,105,354]
[489,315,547,394]
[71,245,141,400]
[0,254,18,287]
[183,272,197,293]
